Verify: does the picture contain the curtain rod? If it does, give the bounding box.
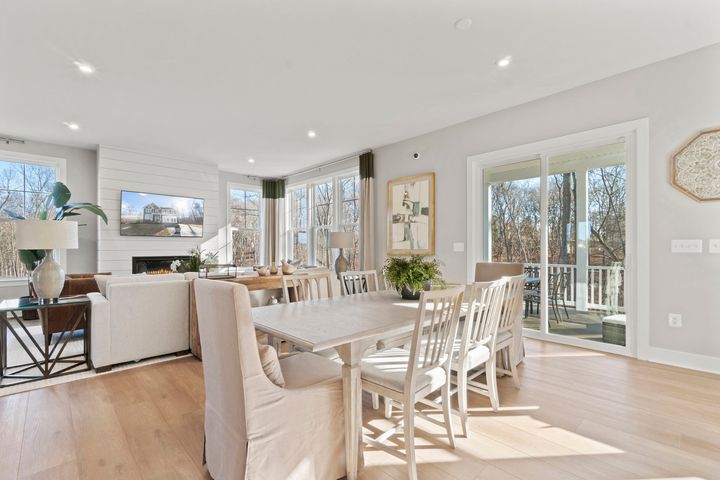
[281,148,370,179]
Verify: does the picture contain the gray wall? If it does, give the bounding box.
[0,140,98,273]
[374,43,720,360]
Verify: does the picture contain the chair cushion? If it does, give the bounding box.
[279,352,342,389]
[451,339,491,370]
[258,344,285,387]
[360,348,446,394]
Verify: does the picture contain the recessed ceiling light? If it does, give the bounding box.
[63,122,80,131]
[248,158,255,164]
[307,130,317,138]
[454,18,473,30]
[73,61,95,75]
[496,56,513,68]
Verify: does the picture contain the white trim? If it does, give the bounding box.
[466,118,650,358]
[523,329,632,357]
[643,346,720,375]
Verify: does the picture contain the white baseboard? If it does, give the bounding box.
[642,346,720,375]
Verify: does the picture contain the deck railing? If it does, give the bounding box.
[524,263,624,312]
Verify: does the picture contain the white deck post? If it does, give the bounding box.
[576,169,589,312]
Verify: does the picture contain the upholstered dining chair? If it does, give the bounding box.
[194,279,346,480]
[360,285,465,480]
[494,274,526,390]
[450,279,507,435]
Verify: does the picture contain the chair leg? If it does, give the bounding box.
[384,396,392,419]
[457,368,469,437]
[562,297,570,319]
[403,403,418,480]
[487,356,500,412]
[509,342,521,389]
[372,393,380,410]
[441,378,456,448]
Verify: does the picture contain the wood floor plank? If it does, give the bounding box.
[2,340,719,480]
[0,392,28,480]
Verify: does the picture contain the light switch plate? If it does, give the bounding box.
[668,313,683,328]
[671,239,702,253]
[453,242,465,253]
[709,239,720,254]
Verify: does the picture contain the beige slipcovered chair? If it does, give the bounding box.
[194,279,346,480]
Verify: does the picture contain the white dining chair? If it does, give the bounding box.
[281,270,335,303]
[494,274,526,389]
[360,285,465,480]
[194,279,346,479]
[450,279,507,435]
[339,270,380,295]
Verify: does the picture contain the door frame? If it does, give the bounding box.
[466,119,649,357]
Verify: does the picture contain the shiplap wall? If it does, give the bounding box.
[97,146,220,274]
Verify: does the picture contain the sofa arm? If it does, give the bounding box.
[88,292,112,370]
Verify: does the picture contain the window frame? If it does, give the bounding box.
[226,182,263,268]
[285,167,360,268]
[0,149,66,283]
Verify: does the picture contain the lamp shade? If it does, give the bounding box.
[14,220,79,250]
[329,231,353,249]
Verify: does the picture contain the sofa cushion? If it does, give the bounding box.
[95,273,184,296]
[258,344,285,387]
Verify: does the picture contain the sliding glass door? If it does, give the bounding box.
[484,140,628,350]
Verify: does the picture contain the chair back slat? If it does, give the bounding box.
[407,286,464,381]
[340,270,380,295]
[497,274,525,334]
[465,279,507,351]
[282,271,334,303]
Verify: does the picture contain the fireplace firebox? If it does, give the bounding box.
[132,255,192,274]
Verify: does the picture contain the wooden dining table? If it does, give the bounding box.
[252,290,421,480]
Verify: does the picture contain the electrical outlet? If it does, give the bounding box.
[668,313,683,328]
[709,239,720,254]
[671,239,702,253]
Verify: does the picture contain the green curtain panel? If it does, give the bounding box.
[359,151,374,179]
[359,151,375,270]
[262,179,285,199]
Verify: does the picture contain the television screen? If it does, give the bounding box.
[120,191,204,237]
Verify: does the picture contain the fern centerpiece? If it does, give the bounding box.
[383,256,445,300]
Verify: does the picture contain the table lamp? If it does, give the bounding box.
[14,220,79,302]
[329,231,353,279]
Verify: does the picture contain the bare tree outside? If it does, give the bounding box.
[0,161,56,278]
[230,188,261,267]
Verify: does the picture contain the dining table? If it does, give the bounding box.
[252,290,422,480]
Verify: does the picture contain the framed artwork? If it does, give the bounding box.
[387,172,435,256]
[671,127,720,201]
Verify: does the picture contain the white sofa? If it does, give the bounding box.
[88,273,191,371]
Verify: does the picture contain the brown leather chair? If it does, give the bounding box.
[474,262,524,281]
[33,273,111,340]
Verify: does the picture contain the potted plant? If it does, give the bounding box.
[383,256,445,300]
[4,181,108,272]
[177,246,218,273]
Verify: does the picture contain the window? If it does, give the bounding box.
[228,186,262,267]
[0,157,58,278]
[286,170,360,269]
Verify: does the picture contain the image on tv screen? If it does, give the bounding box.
[120,191,204,237]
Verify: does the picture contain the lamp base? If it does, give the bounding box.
[334,249,349,279]
[32,250,64,302]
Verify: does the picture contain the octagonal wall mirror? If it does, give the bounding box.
[671,127,720,202]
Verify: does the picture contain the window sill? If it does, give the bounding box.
[0,278,29,288]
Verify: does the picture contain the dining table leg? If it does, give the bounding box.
[336,341,366,480]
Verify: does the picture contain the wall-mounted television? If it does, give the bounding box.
[120,190,204,237]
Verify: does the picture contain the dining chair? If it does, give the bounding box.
[281,270,335,303]
[339,270,380,295]
[360,285,465,480]
[450,279,507,435]
[494,274,526,389]
[194,279,346,480]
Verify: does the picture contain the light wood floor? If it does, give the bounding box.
[2,339,719,480]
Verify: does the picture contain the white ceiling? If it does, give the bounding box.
[2,1,719,176]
